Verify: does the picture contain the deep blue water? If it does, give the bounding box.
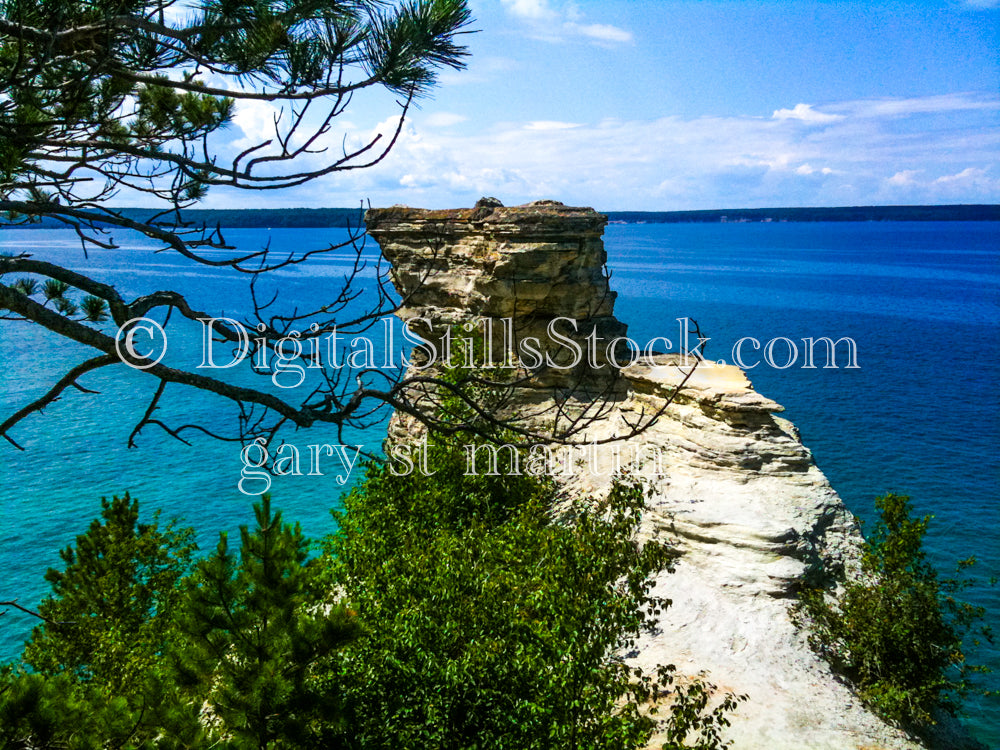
[1,221,997,744]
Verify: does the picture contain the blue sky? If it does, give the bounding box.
[213,0,1000,211]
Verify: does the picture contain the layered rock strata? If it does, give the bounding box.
[365,200,977,750]
[366,199,627,393]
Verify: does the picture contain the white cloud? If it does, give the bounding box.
[795,163,834,177]
[934,166,987,184]
[772,94,999,128]
[524,120,582,130]
[931,167,1000,196]
[231,100,283,149]
[423,112,469,127]
[499,0,631,45]
[772,103,845,124]
[838,93,1000,118]
[567,22,633,44]
[794,163,833,176]
[887,170,922,186]
[500,0,556,21]
[383,93,995,207]
[879,166,1000,202]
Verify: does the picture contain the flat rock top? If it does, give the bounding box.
[365,200,607,232]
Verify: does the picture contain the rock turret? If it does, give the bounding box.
[366,199,628,391]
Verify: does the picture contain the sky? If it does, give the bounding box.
[208,0,1000,211]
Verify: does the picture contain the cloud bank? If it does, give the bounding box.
[239,92,995,211]
[196,92,998,211]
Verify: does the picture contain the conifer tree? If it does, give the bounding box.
[0,669,134,749]
[169,495,360,748]
[1,495,194,747]
[23,493,195,701]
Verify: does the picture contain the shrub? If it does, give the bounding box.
[324,422,747,748]
[798,492,994,727]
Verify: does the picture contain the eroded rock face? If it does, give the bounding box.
[366,200,628,391]
[365,201,977,750]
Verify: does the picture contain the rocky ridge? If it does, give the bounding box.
[366,199,978,750]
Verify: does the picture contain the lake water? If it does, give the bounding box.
[1,221,997,744]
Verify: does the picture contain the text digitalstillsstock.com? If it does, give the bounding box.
[113,315,859,494]
[116,315,860,383]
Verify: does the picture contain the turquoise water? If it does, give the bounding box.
[1,222,997,744]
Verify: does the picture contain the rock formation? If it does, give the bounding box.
[366,199,979,750]
[367,198,628,393]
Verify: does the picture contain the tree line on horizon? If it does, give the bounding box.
[10,204,998,231]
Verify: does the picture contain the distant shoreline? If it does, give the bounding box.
[604,204,999,224]
[4,204,997,229]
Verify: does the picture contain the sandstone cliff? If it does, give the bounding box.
[366,199,978,750]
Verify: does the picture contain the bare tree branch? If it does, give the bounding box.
[0,600,74,626]
[0,1,692,463]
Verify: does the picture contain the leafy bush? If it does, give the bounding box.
[798,492,994,727]
[323,421,747,749]
[658,674,748,750]
[4,465,746,749]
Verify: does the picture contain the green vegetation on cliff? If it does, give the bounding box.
[798,493,995,730]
